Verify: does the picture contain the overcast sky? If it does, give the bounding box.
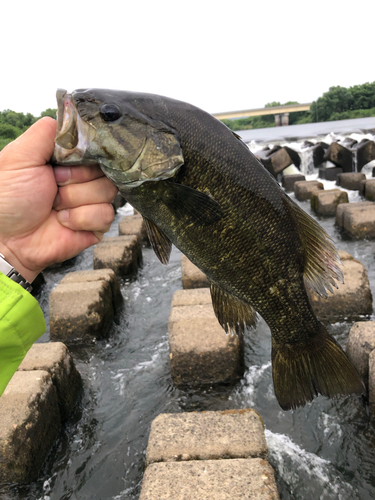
[2,0,374,117]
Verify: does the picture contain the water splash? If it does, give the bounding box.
[265,430,356,499]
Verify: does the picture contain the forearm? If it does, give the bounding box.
[0,272,46,396]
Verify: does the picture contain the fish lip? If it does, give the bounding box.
[53,89,95,165]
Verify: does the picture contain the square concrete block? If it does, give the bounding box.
[0,371,61,483]
[346,321,375,383]
[93,235,142,276]
[338,202,375,239]
[168,302,244,385]
[335,202,374,229]
[18,342,82,420]
[181,255,209,289]
[307,251,373,321]
[171,288,212,307]
[146,409,267,465]
[61,268,123,312]
[281,174,306,192]
[310,189,349,216]
[294,180,324,201]
[49,281,114,343]
[336,172,366,190]
[119,214,149,245]
[139,459,280,500]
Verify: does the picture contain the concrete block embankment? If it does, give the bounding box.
[181,255,209,289]
[140,409,279,499]
[119,214,149,245]
[310,189,349,216]
[336,172,366,190]
[168,288,244,385]
[294,180,324,201]
[50,269,122,343]
[256,146,300,178]
[281,174,305,192]
[335,202,375,239]
[0,343,81,483]
[346,322,375,416]
[308,250,373,321]
[93,235,142,276]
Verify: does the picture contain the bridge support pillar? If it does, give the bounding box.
[274,114,281,126]
[281,113,289,126]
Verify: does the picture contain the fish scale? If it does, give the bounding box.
[53,88,364,410]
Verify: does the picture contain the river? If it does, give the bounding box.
[2,118,375,499]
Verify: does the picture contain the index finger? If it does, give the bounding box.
[54,164,105,186]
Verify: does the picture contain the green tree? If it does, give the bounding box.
[40,108,57,119]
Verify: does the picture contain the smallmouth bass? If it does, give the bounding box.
[53,88,364,410]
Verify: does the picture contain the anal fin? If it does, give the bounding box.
[143,217,172,265]
[210,282,257,335]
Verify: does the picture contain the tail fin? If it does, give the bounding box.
[272,325,365,410]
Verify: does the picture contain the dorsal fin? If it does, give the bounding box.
[285,195,344,297]
[210,282,258,335]
[143,217,172,265]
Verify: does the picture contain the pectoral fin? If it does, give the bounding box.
[210,282,257,335]
[162,182,223,225]
[143,217,172,265]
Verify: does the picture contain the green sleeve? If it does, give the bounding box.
[0,272,46,397]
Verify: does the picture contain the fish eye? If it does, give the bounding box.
[100,104,122,122]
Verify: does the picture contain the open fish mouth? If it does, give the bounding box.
[53,89,96,165]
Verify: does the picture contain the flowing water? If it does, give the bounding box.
[3,122,375,500]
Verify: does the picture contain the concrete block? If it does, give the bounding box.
[335,202,373,229]
[181,255,209,289]
[171,288,212,307]
[119,214,149,245]
[337,202,375,238]
[61,268,123,312]
[369,349,375,416]
[357,140,375,171]
[146,409,267,465]
[18,343,82,421]
[0,371,61,483]
[168,299,244,385]
[281,174,306,192]
[93,235,142,276]
[318,166,343,181]
[324,142,353,172]
[365,179,375,201]
[49,281,114,343]
[139,459,280,500]
[346,322,375,383]
[336,172,366,190]
[308,251,373,321]
[310,189,349,216]
[294,180,324,201]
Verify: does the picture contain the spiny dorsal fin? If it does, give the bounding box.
[210,282,258,335]
[285,195,344,297]
[143,217,172,265]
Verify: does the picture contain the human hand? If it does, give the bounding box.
[0,117,118,283]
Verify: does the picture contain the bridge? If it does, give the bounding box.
[213,103,311,126]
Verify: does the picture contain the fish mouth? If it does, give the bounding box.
[53,89,96,165]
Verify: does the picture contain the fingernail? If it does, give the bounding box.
[57,209,69,222]
[53,192,61,208]
[54,166,71,184]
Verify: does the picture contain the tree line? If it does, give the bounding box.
[0,108,56,150]
[222,81,375,131]
[1,81,375,147]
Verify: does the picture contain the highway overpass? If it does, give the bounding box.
[213,103,311,126]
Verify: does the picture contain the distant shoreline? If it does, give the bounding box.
[237,116,375,143]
